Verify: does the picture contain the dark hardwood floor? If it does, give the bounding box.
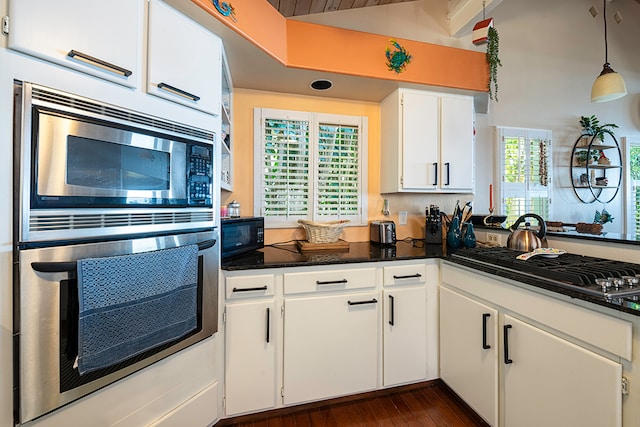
[218,380,489,427]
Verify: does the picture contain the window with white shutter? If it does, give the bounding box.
[625,138,640,234]
[254,109,368,228]
[496,127,552,226]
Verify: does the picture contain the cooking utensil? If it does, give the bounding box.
[516,247,566,261]
[507,213,548,251]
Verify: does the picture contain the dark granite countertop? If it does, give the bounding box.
[222,240,444,270]
[221,236,639,317]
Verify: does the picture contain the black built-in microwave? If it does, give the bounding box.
[221,217,265,258]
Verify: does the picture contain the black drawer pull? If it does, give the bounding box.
[393,273,422,279]
[504,324,513,364]
[444,162,451,186]
[433,162,438,186]
[266,307,271,343]
[68,50,132,77]
[157,82,201,102]
[232,286,268,292]
[348,298,378,306]
[316,279,348,285]
[389,295,395,326]
[482,313,491,350]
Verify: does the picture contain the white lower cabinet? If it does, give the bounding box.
[282,291,379,405]
[224,300,276,415]
[502,315,621,427]
[441,264,626,427]
[440,287,498,426]
[223,273,276,416]
[382,263,428,386]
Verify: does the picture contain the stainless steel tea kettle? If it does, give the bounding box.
[507,213,548,251]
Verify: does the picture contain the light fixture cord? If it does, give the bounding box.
[603,0,608,63]
[482,1,486,20]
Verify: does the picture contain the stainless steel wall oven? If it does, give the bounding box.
[13,81,219,424]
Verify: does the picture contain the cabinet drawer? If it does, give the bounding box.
[284,268,376,295]
[383,263,427,286]
[226,274,275,300]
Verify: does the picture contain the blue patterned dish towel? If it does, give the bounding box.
[76,244,199,375]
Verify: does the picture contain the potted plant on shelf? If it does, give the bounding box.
[486,26,501,101]
[575,149,600,166]
[579,115,618,143]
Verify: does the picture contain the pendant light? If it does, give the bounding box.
[591,0,627,103]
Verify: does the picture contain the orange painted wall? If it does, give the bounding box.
[192,0,488,91]
[286,20,487,91]
[227,88,406,244]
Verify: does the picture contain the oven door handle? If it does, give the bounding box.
[31,262,77,273]
[31,239,216,273]
[197,239,217,251]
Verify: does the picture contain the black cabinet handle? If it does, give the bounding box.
[348,298,378,306]
[232,286,268,292]
[433,162,438,185]
[504,324,513,364]
[482,313,491,350]
[388,295,395,326]
[445,162,451,186]
[266,307,271,343]
[393,273,422,279]
[157,82,201,102]
[68,50,132,77]
[316,279,348,285]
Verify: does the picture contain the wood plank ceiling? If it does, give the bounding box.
[267,0,422,17]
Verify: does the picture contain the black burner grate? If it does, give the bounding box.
[452,247,640,286]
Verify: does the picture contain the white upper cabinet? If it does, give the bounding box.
[440,95,475,191]
[147,0,221,115]
[380,89,475,193]
[7,0,144,88]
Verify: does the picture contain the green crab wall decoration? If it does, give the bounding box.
[385,39,412,74]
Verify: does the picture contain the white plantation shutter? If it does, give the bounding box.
[255,109,367,228]
[315,114,365,223]
[635,184,640,235]
[497,127,552,226]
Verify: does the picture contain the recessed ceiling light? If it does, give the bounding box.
[310,79,333,91]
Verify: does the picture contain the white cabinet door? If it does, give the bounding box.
[440,95,474,191]
[8,0,144,88]
[382,286,427,386]
[401,91,439,190]
[440,287,498,426]
[283,292,379,405]
[503,315,622,427]
[224,301,276,416]
[147,0,221,114]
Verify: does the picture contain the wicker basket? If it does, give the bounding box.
[298,219,350,244]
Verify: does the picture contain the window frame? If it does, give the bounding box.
[495,126,553,226]
[253,108,368,229]
[622,136,640,235]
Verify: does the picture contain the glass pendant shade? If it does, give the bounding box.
[591,63,627,103]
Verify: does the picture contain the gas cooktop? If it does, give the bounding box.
[450,247,640,306]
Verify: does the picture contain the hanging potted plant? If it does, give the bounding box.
[486,26,502,101]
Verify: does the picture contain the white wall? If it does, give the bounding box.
[298,0,640,233]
